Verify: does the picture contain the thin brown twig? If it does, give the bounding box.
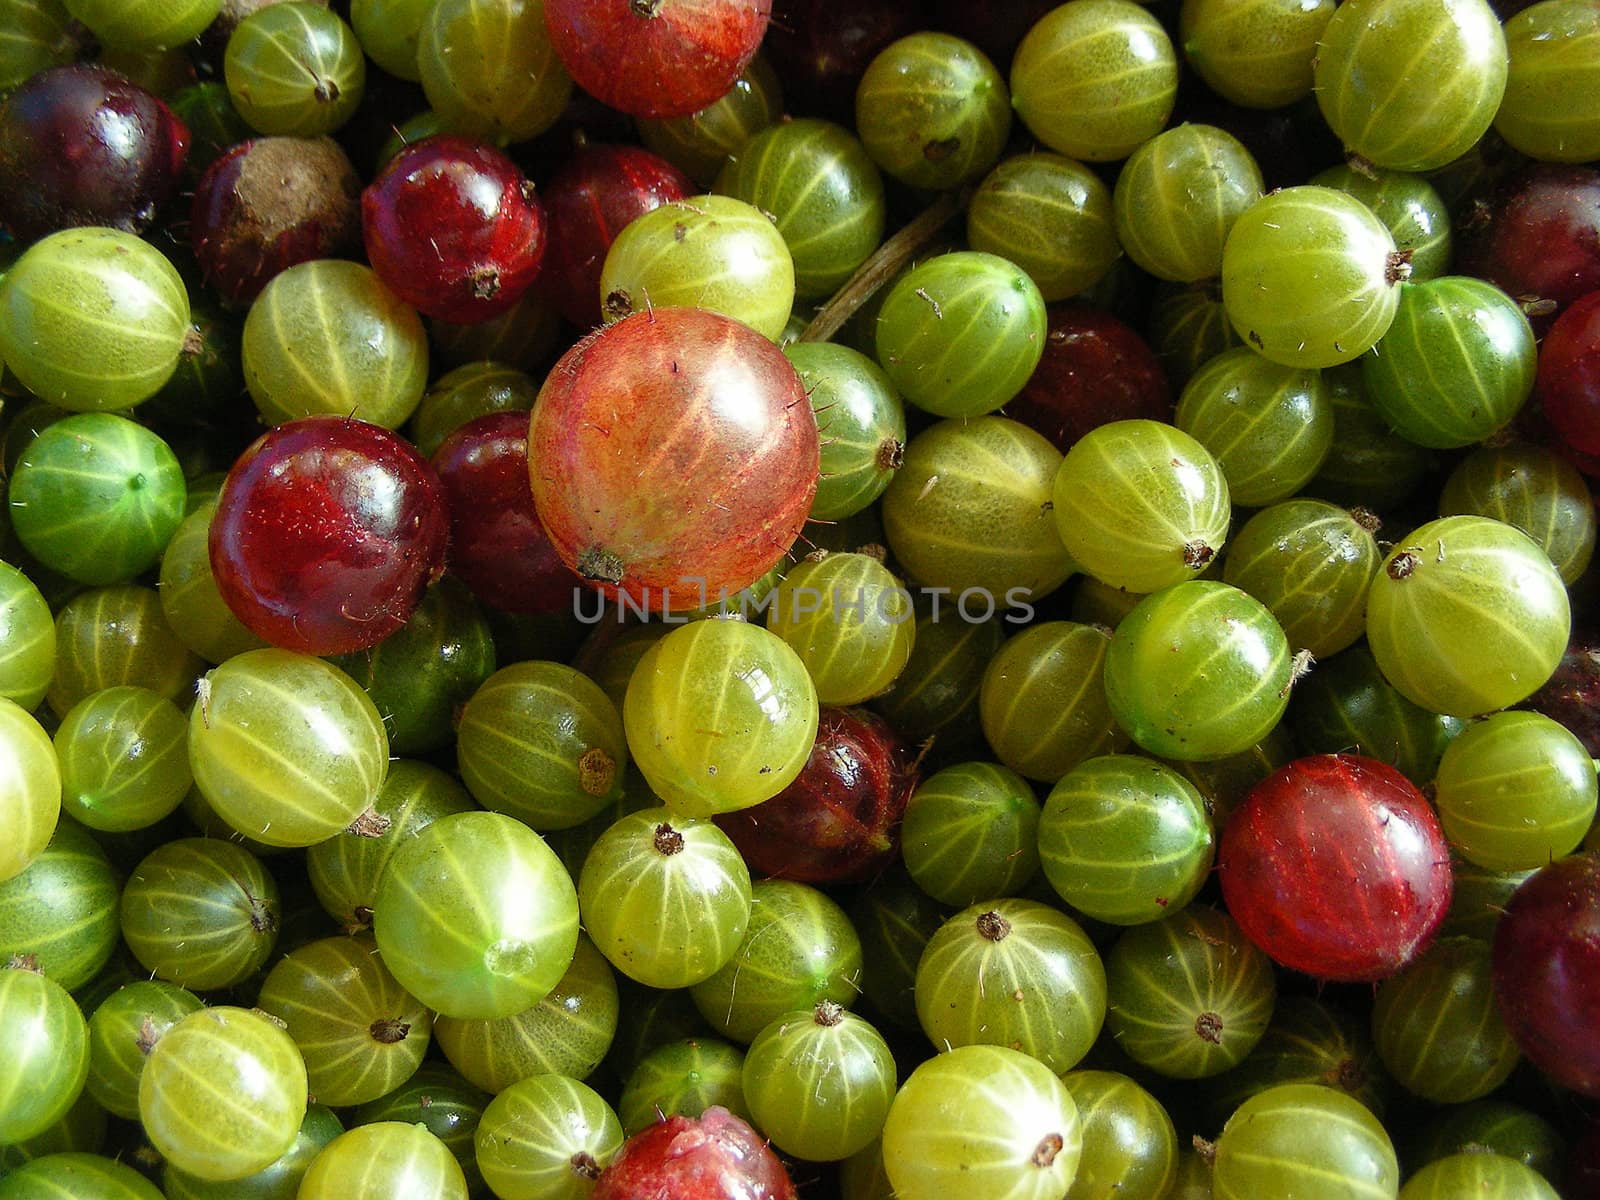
[798,187,971,344]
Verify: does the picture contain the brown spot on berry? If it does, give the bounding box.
[1349,506,1382,534]
[577,547,626,584]
[469,264,501,300]
[248,896,278,934]
[1031,1133,1064,1168]
[578,747,616,797]
[346,807,392,838]
[1387,550,1420,580]
[1328,1057,1368,1093]
[370,1017,411,1045]
[976,910,1012,942]
[653,823,685,856]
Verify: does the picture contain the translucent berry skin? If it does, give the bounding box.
[599,194,795,341]
[1361,275,1537,451]
[1009,0,1178,163]
[210,417,450,656]
[875,250,1048,419]
[715,706,918,884]
[0,227,191,414]
[0,64,188,241]
[592,1105,796,1200]
[1495,0,1600,164]
[1179,0,1335,110]
[1218,754,1453,982]
[1310,163,1454,283]
[1536,290,1600,458]
[544,0,773,120]
[1220,185,1402,369]
[431,412,578,616]
[529,308,818,612]
[138,1005,307,1183]
[362,135,547,324]
[1313,0,1507,173]
[1103,581,1291,763]
[1212,1083,1398,1200]
[855,32,1013,192]
[66,0,221,54]
[541,143,693,328]
[191,136,361,306]
[1366,515,1570,719]
[1492,852,1600,1098]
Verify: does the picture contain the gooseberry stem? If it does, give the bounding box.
[799,187,970,344]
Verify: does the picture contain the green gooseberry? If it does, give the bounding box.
[0,227,190,412]
[969,153,1122,300]
[599,194,795,342]
[1104,581,1294,763]
[1113,124,1262,284]
[1011,0,1178,162]
[7,414,185,587]
[715,118,885,301]
[224,3,366,137]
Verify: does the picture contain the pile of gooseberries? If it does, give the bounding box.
[2,0,1600,1199]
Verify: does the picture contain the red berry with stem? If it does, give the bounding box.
[431,411,581,616]
[543,0,773,120]
[210,416,451,656]
[1492,851,1600,1098]
[541,142,692,329]
[362,134,547,324]
[1218,753,1453,982]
